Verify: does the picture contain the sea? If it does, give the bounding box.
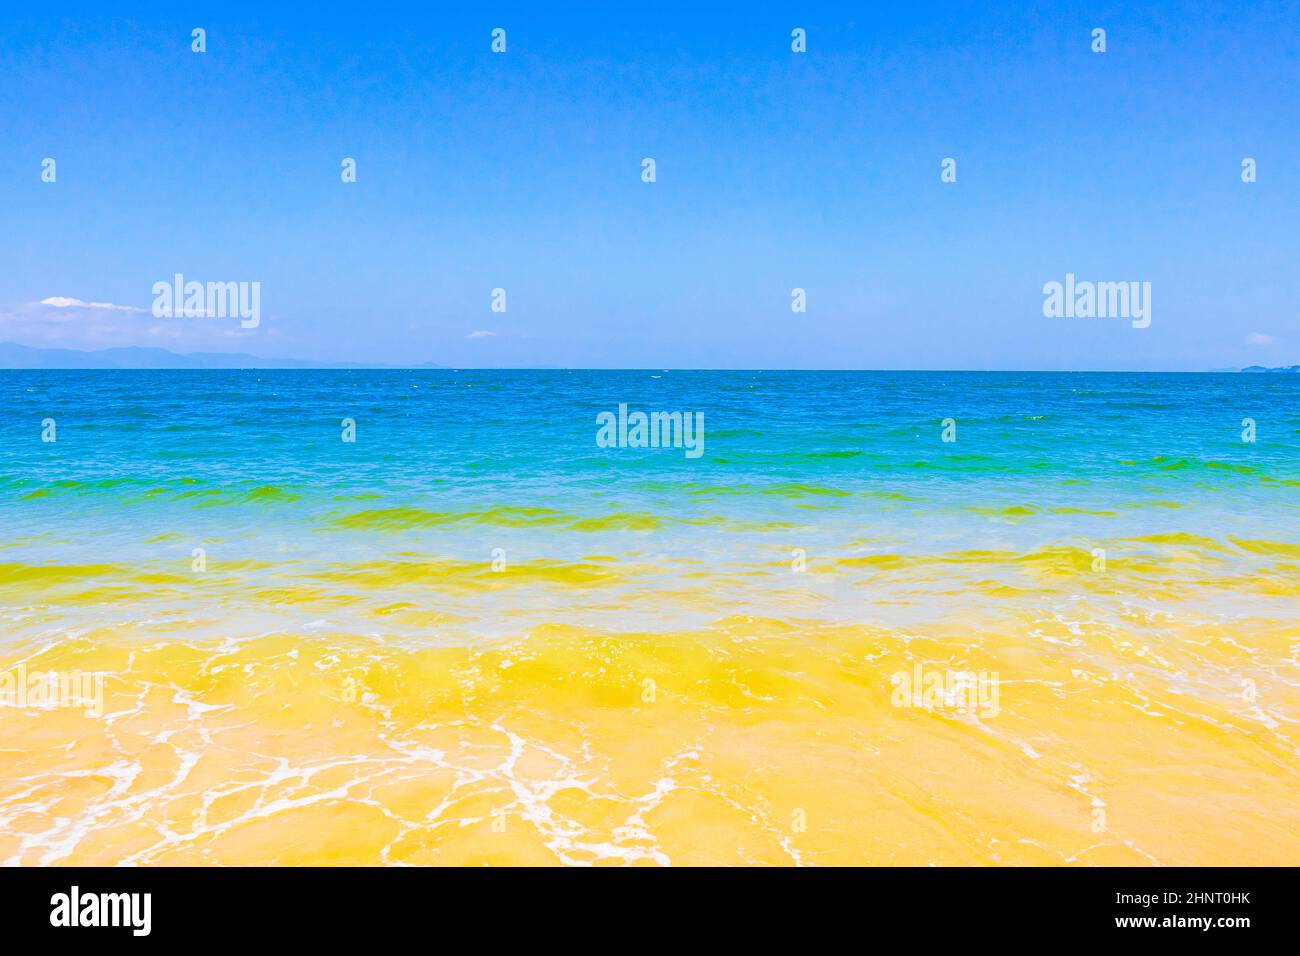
[0,369,1296,865]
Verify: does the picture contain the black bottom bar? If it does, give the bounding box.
[0,866,1290,944]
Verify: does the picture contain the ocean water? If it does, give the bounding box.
[0,370,1297,865]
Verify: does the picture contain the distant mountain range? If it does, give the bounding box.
[0,343,443,370]
[1240,365,1300,373]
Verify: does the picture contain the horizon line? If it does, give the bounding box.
[0,340,1293,375]
[2,366,1291,374]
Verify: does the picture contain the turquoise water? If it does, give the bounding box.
[2,370,1298,866]
[2,369,1297,639]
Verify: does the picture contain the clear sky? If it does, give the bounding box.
[1,1,1297,369]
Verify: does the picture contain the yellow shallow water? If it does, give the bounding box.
[2,607,1297,866]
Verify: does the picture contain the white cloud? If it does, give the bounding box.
[466,330,497,339]
[1246,331,1275,346]
[1,296,254,352]
[40,296,144,313]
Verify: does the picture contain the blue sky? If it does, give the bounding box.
[1,1,1297,369]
